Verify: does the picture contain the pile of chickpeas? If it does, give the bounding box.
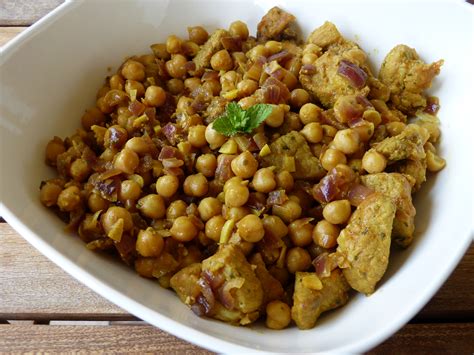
[39,15,443,331]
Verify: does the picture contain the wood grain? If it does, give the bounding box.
[1,224,472,321]
[0,224,128,320]
[0,0,64,26]
[0,323,471,354]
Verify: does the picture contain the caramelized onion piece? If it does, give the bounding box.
[337,60,368,89]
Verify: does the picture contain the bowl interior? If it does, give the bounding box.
[1,0,472,352]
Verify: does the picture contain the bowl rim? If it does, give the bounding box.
[1,0,473,353]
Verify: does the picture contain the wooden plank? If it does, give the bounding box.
[0,0,64,26]
[1,223,472,321]
[0,324,213,354]
[0,224,130,320]
[0,26,24,46]
[368,323,474,354]
[0,323,471,354]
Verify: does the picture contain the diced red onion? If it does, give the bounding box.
[267,50,292,63]
[424,96,440,115]
[129,100,146,116]
[356,95,373,108]
[163,167,183,176]
[220,36,242,52]
[161,123,179,145]
[338,60,368,89]
[202,70,219,82]
[162,158,184,168]
[267,190,288,207]
[262,77,290,103]
[158,145,179,161]
[197,277,215,315]
[301,64,316,75]
[252,132,267,150]
[202,270,225,290]
[347,184,374,206]
[215,154,235,182]
[218,278,244,310]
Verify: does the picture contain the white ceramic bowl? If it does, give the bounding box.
[1,0,473,353]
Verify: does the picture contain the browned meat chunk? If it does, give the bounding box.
[193,29,229,73]
[379,45,443,114]
[307,21,343,49]
[261,131,325,180]
[361,173,416,247]
[257,7,297,41]
[202,244,263,322]
[397,158,427,192]
[249,253,284,309]
[336,193,396,295]
[170,263,202,305]
[291,269,350,329]
[374,124,429,161]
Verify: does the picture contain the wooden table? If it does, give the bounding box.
[1,1,473,353]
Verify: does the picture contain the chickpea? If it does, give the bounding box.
[69,158,90,182]
[333,129,360,155]
[144,85,166,107]
[166,54,188,79]
[321,148,347,171]
[301,122,323,143]
[313,220,340,249]
[202,79,221,96]
[225,182,249,207]
[231,151,258,179]
[362,150,387,174]
[124,80,145,98]
[188,26,209,45]
[166,35,183,54]
[167,78,184,95]
[184,77,201,93]
[81,107,105,130]
[237,79,258,96]
[252,168,276,193]
[205,123,227,149]
[290,88,310,108]
[286,247,312,273]
[299,103,321,124]
[236,214,264,243]
[323,199,352,225]
[109,74,124,90]
[114,148,139,174]
[182,41,200,57]
[45,137,65,166]
[88,192,109,213]
[274,170,294,192]
[188,125,207,148]
[266,301,291,330]
[57,186,81,212]
[156,175,179,198]
[101,206,133,234]
[151,43,170,60]
[135,257,156,278]
[229,20,249,40]
[198,197,222,222]
[176,96,194,115]
[166,200,187,220]
[288,219,314,247]
[223,206,250,222]
[170,216,198,242]
[265,105,285,128]
[119,180,141,202]
[262,215,288,239]
[272,200,302,223]
[121,60,145,81]
[104,125,128,149]
[302,52,318,65]
[211,50,233,71]
[224,176,243,192]
[238,96,257,110]
[136,229,164,257]
[183,173,209,197]
[247,44,269,62]
[125,137,150,155]
[137,194,166,219]
[205,215,226,242]
[195,154,217,177]
[40,182,62,207]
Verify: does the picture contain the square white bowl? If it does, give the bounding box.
[1,0,473,353]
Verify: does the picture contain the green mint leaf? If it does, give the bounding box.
[212,114,237,136]
[245,104,274,131]
[212,102,273,137]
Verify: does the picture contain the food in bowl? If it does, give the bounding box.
[38,6,445,330]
